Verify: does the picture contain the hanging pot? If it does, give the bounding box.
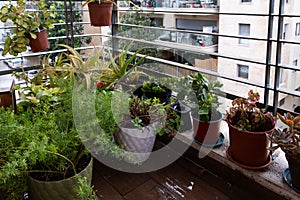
[29,29,50,52]
[88,2,113,26]
[28,156,93,200]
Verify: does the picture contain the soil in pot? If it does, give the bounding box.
[227,123,274,167]
[192,111,222,145]
[29,29,50,52]
[88,2,113,26]
[285,151,300,190]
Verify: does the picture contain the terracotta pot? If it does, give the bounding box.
[88,2,113,26]
[227,122,274,167]
[114,122,158,163]
[29,29,50,52]
[285,151,300,190]
[28,157,93,200]
[192,111,222,145]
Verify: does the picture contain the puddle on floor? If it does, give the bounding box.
[156,177,196,199]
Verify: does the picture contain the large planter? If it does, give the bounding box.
[114,122,158,163]
[28,157,93,200]
[227,122,274,168]
[29,29,50,52]
[285,151,300,190]
[88,2,113,26]
[192,111,222,145]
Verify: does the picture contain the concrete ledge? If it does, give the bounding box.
[177,120,300,200]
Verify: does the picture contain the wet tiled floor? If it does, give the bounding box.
[92,157,230,200]
[91,138,285,200]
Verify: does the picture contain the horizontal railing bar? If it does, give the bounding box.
[113,35,267,65]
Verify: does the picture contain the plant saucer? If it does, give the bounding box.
[194,133,224,148]
[283,168,300,194]
[226,146,272,170]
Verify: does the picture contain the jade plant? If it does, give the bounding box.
[225,90,276,132]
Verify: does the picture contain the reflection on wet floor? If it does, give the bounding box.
[92,155,229,200]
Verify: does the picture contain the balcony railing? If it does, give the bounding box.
[0,0,299,116]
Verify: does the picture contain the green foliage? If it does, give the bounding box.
[165,72,222,122]
[46,2,92,61]
[99,45,146,90]
[141,77,168,94]
[75,175,98,200]
[0,0,55,56]
[189,73,223,121]
[226,90,275,132]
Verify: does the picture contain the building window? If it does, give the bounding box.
[296,23,300,36]
[239,24,250,45]
[283,23,288,39]
[238,64,249,79]
[241,0,251,2]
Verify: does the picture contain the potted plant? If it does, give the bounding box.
[112,94,166,163]
[0,0,55,56]
[186,73,224,147]
[136,77,172,104]
[83,0,114,26]
[0,47,101,200]
[268,112,300,191]
[98,44,146,91]
[225,90,276,169]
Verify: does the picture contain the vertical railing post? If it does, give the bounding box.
[112,0,119,56]
[63,0,70,46]
[273,0,284,115]
[68,0,75,48]
[264,0,275,111]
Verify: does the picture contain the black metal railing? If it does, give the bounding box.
[0,0,299,115]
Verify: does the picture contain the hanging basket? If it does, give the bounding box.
[29,29,50,52]
[88,2,113,26]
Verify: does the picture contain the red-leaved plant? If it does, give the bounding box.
[225,90,275,132]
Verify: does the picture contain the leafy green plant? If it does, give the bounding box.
[0,47,102,199]
[0,0,55,56]
[189,73,223,121]
[46,2,91,61]
[141,80,167,94]
[225,90,275,132]
[120,96,166,128]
